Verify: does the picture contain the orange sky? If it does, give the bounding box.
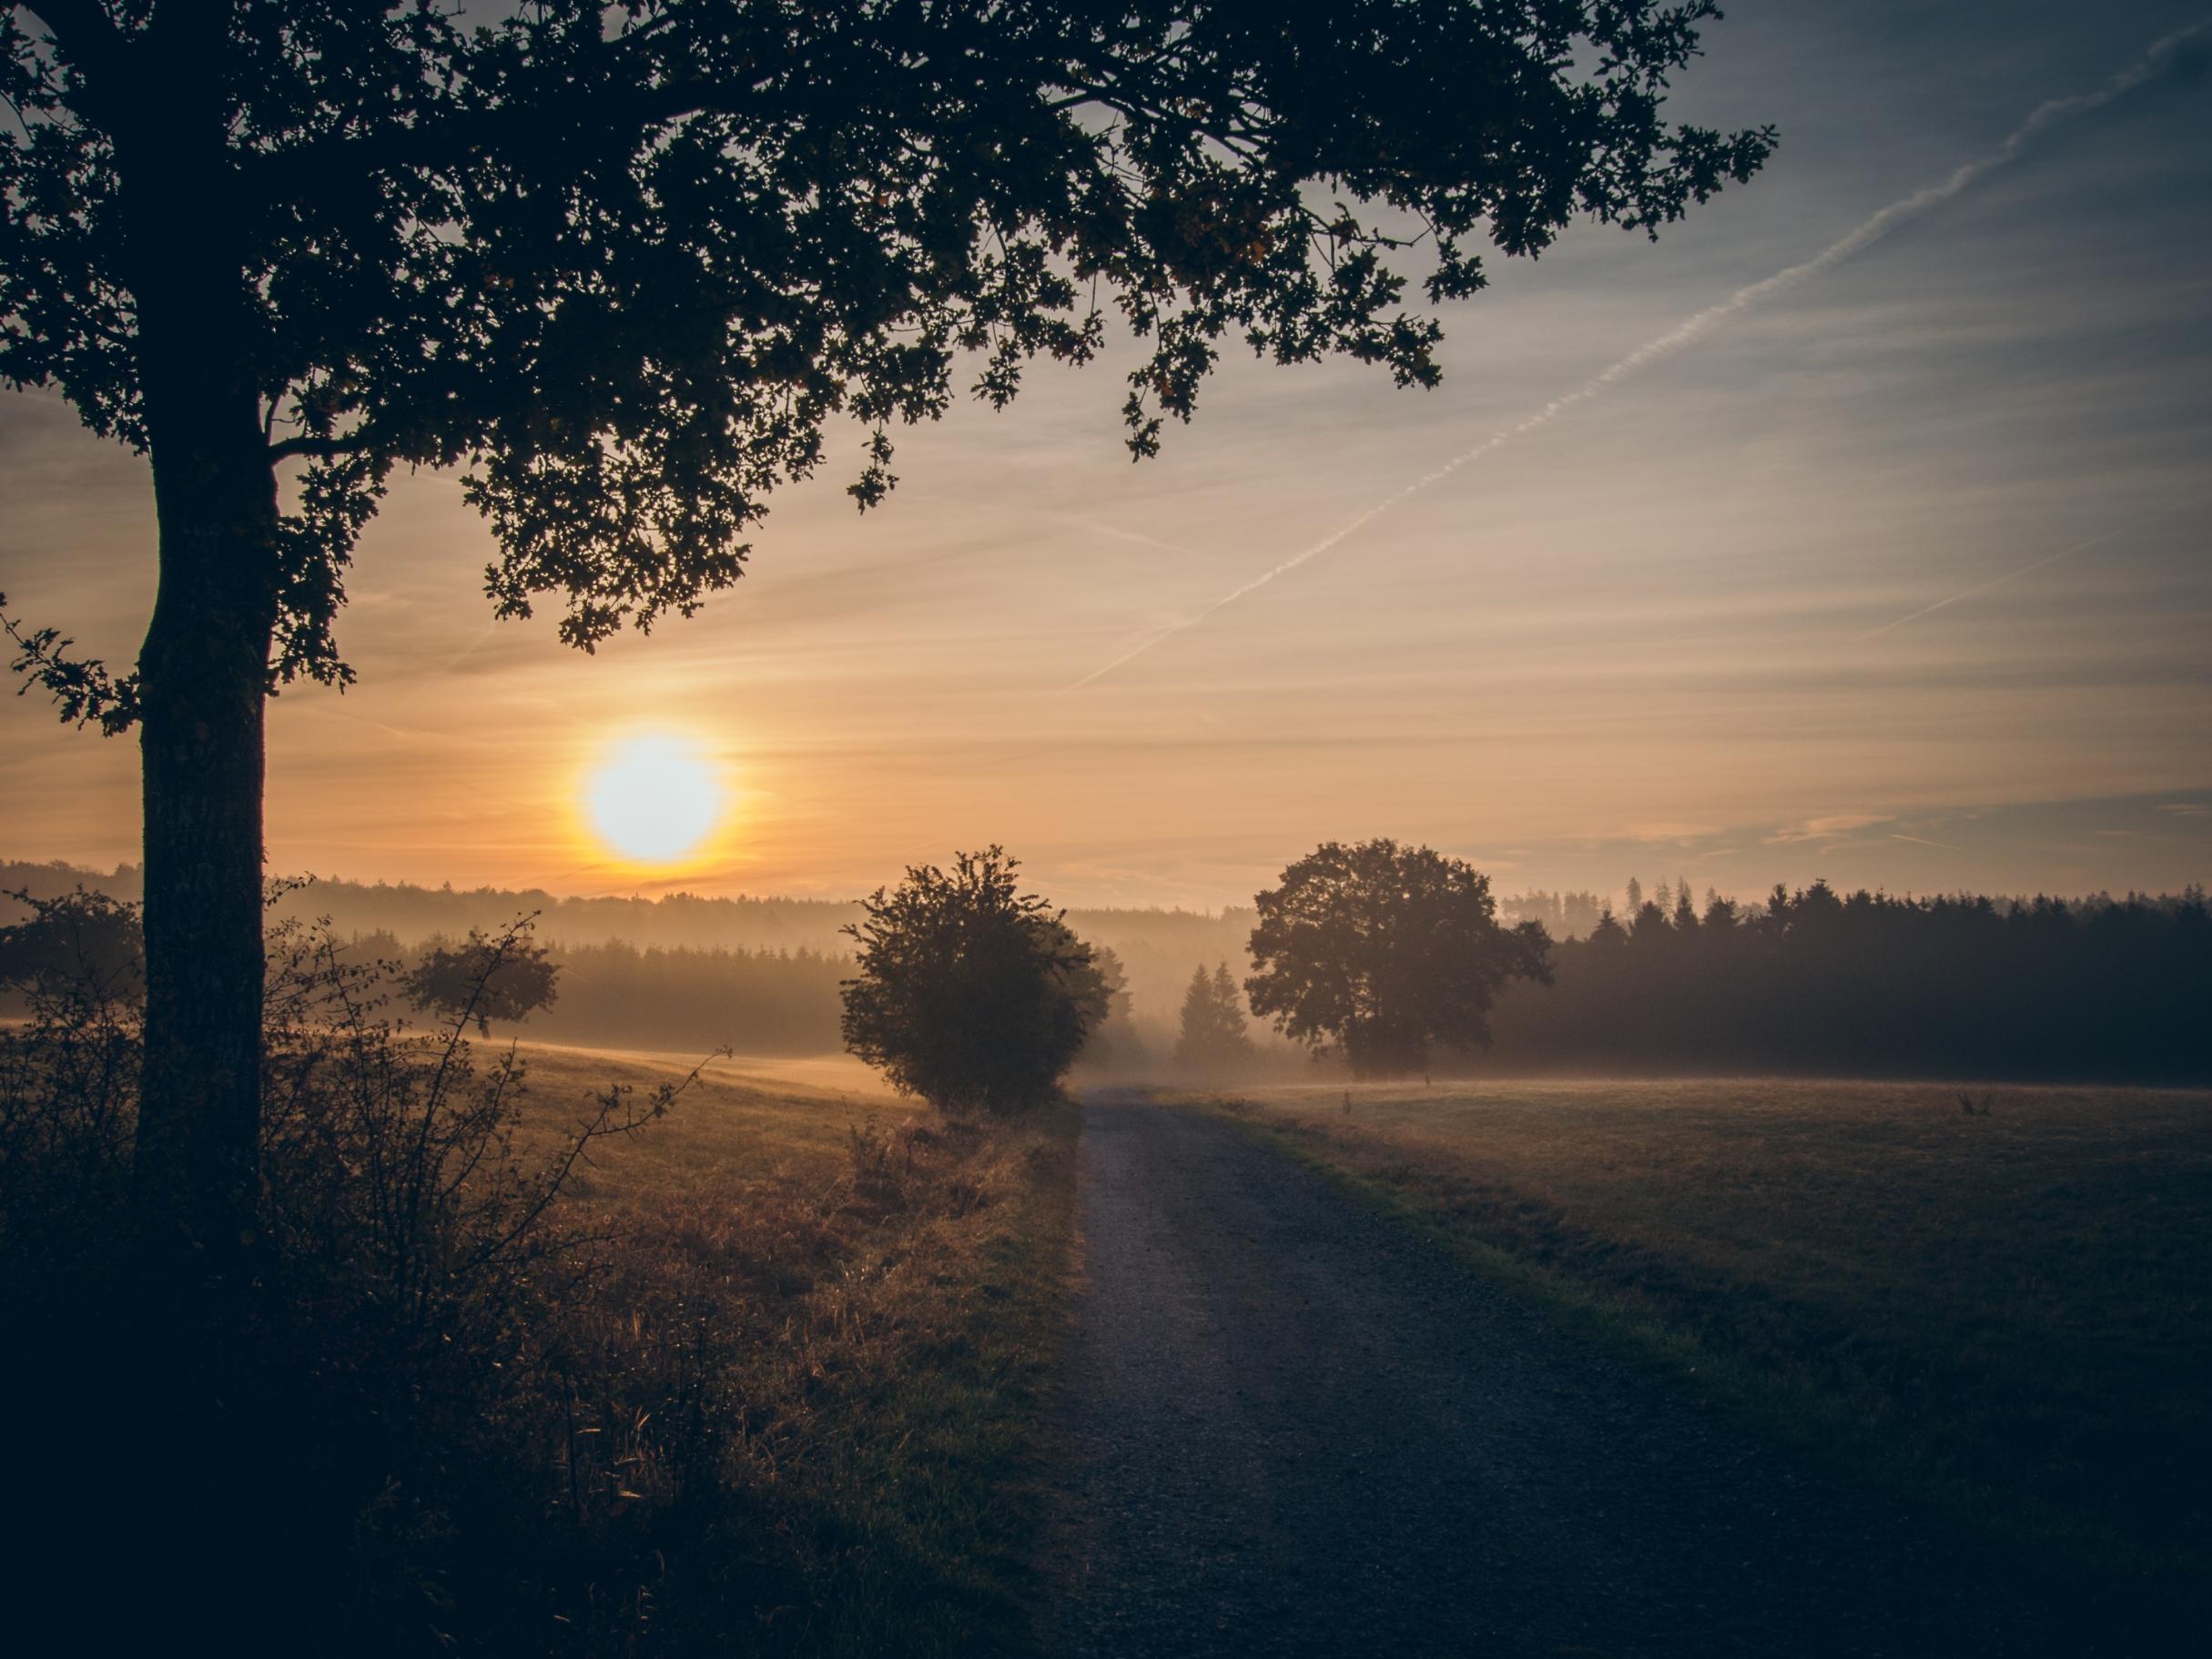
[5,5,2209,910]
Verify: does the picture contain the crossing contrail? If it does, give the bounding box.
[1852,530,2118,642]
[1070,21,2207,691]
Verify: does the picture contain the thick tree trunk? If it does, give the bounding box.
[130,408,281,1291]
[104,28,285,1295]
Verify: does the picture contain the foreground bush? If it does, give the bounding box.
[1,888,1074,1654]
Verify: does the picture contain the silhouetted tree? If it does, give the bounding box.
[1247,839,1550,1077]
[1173,960,1253,1075]
[0,2,1772,1278]
[840,848,1101,1114]
[0,886,143,1005]
[1674,879,1699,932]
[401,929,560,1036]
[1213,963,1249,1032]
[1626,876,1645,915]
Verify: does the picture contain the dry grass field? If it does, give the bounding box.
[390,1044,1081,1655]
[1178,1077,2212,1616]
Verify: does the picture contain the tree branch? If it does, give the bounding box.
[16,0,123,66]
[1,591,140,733]
[15,0,131,128]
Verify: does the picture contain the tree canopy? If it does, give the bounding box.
[839,846,1105,1112]
[3,0,1773,703]
[1246,838,1548,1077]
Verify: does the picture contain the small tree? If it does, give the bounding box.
[401,928,561,1036]
[1173,961,1254,1075]
[0,886,144,1006]
[1247,839,1550,1077]
[840,848,1101,1114]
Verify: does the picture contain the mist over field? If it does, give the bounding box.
[10,856,2207,1084]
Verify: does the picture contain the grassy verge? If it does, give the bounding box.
[501,1047,1081,1657]
[12,1042,1079,1657]
[1166,1077,2210,1630]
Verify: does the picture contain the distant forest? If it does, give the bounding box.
[5,860,2207,1080]
[1479,883,2212,1082]
[0,858,1252,1039]
[341,931,853,1055]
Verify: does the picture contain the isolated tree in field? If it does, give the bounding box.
[1247,839,1550,1077]
[1174,961,1254,1075]
[0,3,1771,1275]
[401,930,560,1037]
[841,848,1103,1114]
[0,886,143,1003]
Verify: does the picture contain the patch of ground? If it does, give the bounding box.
[1043,1089,2165,1657]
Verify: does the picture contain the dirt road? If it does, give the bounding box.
[1040,1091,2056,1658]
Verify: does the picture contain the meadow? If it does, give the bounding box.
[7,1035,1077,1658]
[1181,1077,2212,1620]
[477,1045,1080,1656]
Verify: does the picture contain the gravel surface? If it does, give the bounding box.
[1039,1090,2070,1658]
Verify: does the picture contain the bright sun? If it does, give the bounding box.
[583,733,725,865]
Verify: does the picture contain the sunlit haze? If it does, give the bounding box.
[5,0,2208,908]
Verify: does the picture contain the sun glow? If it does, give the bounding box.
[582,733,726,866]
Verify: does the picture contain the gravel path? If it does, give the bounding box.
[1040,1090,2063,1658]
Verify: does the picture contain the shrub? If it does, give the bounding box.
[840,846,1106,1114]
[0,897,702,1648]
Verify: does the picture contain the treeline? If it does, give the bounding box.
[1482,884,2212,1081]
[1499,889,1611,941]
[13,859,2209,1078]
[340,933,852,1055]
[0,860,858,952]
[1,859,1263,1028]
[532,941,853,1053]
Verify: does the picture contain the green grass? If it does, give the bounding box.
[459,1046,1080,1655]
[1172,1077,2212,1616]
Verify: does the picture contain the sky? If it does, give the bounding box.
[5,1,2210,911]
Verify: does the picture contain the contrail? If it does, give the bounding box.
[1852,530,2116,642]
[1070,21,2207,691]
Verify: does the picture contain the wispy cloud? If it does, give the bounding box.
[1618,822,1725,843]
[1852,531,2116,641]
[1767,814,1891,845]
[1069,20,2209,690]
